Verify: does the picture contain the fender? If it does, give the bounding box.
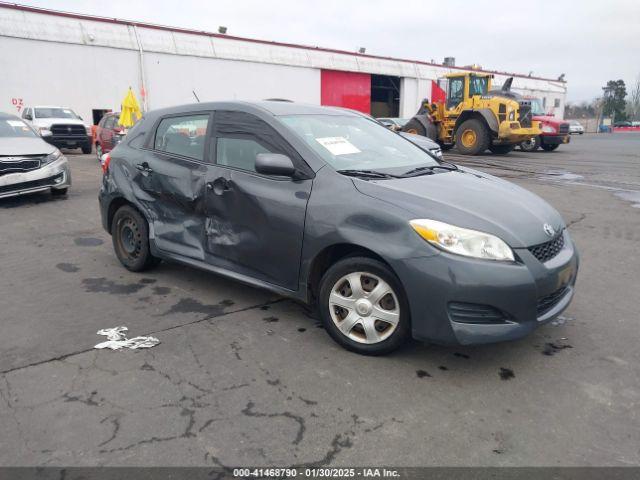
[454,109,499,134]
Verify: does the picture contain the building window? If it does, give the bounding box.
[554,98,561,108]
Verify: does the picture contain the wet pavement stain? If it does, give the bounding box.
[438,366,448,371]
[140,278,157,284]
[74,237,104,247]
[260,305,270,311]
[82,277,147,295]
[543,342,573,356]
[297,328,307,332]
[263,316,279,323]
[499,368,515,380]
[416,370,432,378]
[56,262,79,273]
[219,299,235,307]
[454,352,470,359]
[159,297,229,319]
[152,286,171,295]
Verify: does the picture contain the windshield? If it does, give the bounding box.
[530,99,546,115]
[0,118,38,138]
[469,75,489,96]
[280,115,439,173]
[35,108,80,119]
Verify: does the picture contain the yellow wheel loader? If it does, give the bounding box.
[402,73,541,155]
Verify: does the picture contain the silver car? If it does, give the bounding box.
[0,112,71,199]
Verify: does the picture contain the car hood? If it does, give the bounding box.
[353,168,565,248]
[0,137,56,156]
[32,118,85,127]
[532,115,564,126]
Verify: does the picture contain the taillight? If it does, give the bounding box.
[101,153,111,174]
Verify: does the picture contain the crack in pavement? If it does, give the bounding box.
[241,401,306,445]
[0,297,286,376]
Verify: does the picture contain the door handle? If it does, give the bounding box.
[136,162,153,173]
[207,177,231,195]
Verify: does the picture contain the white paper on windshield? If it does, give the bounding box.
[6,120,26,127]
[315,137,361,156]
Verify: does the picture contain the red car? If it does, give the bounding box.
[94,112,125,159]
[519,98,570,152]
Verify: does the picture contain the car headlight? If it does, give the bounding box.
[42,149,62,165]
[508,110,515,121]
[38,127,52,137]
[409,219,515,261]
[541,124,557,133]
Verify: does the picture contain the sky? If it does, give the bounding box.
[13,0,640,103]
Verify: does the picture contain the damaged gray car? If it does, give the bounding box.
[99,101,579,355]
[0,111,71,199]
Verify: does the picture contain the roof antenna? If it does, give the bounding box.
[192,90,200,103]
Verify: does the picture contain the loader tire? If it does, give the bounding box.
[455,119,491,155]
[402,118,426,136]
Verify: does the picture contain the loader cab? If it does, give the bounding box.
[440,73,492,110]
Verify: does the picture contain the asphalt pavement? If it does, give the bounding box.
[0,133,638,467]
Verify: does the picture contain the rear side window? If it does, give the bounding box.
[214,111,298,173]
[154,114,209,160]
[104,116,116,129]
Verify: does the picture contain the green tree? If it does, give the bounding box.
[602,79,627,121]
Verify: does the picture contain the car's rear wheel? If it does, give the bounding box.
[111,205,160,272]
[318,257,410,355]
[541,143,560,152]
[520,136,540,152]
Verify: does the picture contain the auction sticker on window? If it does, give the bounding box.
[316,137,361,155]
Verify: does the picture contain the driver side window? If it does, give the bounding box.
[447,77,464,109]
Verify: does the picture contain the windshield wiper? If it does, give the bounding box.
[337,169,400,179]
[401,162,459,177]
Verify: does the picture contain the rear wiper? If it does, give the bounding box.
[401,162,459,177]
[337,169,400,179]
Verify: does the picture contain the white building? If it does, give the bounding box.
[0,3,567,125]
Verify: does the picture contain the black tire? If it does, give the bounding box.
[95,143,103,161]
[455,118,490,155]
[541,143,560,152]
[402,118,427,136]
[318,256,411,355]
[81,143,92,154]
[488,144,515,155]
[111,205,161,272]
[51,188,68,196]
[519,136,540,152]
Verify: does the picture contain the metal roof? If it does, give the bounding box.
[0,2,566,87]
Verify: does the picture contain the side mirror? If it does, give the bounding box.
[255,153,295,177]
[24,114,32,120]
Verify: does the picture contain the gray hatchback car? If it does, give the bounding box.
[99,101,579,355]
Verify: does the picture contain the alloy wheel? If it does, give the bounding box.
[328,272,400,344]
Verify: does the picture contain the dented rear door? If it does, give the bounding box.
[204,110,312,291]
[133,112,212,259]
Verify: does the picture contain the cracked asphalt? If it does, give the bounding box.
[0,133,638,467]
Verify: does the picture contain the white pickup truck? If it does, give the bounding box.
[21,105,92,154]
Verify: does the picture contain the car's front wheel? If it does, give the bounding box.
[318,257,411,355]
[111,205,160,272]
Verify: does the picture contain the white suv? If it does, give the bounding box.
[22,106,92,153]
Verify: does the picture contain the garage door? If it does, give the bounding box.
[320,70,371,114]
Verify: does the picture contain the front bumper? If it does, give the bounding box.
[541,134,570,145]
[497,121,542,144]
[394,230,579,345]
[0,157,71,199]
[44,134,91,149]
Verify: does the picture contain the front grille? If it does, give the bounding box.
[518,101,532,127]
[0,156,42,175]
[558,123,570,134]
[528,233,565,263]
[448,302,509,324]
[537,286,568,316]
[0,172,63,194]
[50,124,86,136]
